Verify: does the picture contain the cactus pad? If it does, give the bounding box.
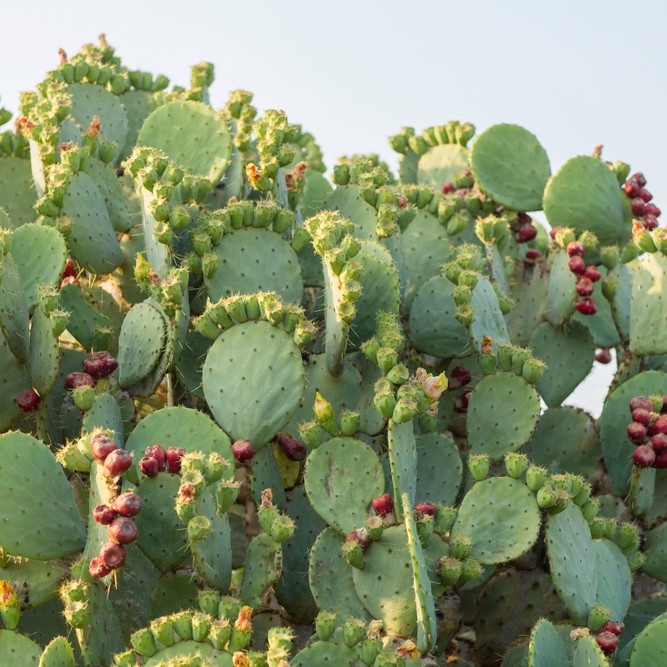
[528,618,569,667]
[545,503,597,625]
[469,274,511,350]
[137,100,231,181]
[0,252,30,361]
[204,227,303,304]
[630,616,667,666]
[452,477,540,564]
[593,539,631,620]
[203,320,305,449]
[630,252,667,355]
[292,640,359,667]
[543,155,627,245]
[415,432,463,506]
[544,249,577,327]
[529,321,594,407]
[0,157,37,228]
[418,143,470,189]
[304,436,384,535]
[471,124,550,212]
[0,432,86,559]
[0,629,41,665]
[467,373,540,461]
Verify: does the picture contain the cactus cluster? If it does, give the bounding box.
[1,35,667,666]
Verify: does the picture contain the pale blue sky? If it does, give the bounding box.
[1,0,661,414]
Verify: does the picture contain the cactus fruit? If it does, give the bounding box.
[1,36,667,666]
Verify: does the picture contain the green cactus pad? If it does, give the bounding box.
[351,525,447,636]
[133,473,188,571]
[144,642,232,666]
[308,527,369,620]
[594,539,631,620]
[415,432,463,506]
[467,373,540,461]
[239,532,282,610]
[0,432,86,559]
[600,371,667,496]
[0,252,30,361]
[386,420,417,520]
[501,643,529,667]
[400,210,451,310]
[0,629,42,665]
[418,143,470,189]
[59,83,129,164]
[619,597,667,656]
[10,223,67,311]
[469,274,511,350]
[522,407,600,476]
[610,262,633,342]
[544,155,628,245]
[475,570,566,665]
[528,618,569,667]
[248,444,286,509]
[355,357,386,436]
[452,477,540,564]
[571,635,608,667]
[544,249,577,327]
[119,89,156,160]
[348,240,400,349]
[301,169,334,218]
[191,490,232,592]
[148,572,199,619]
[118,299,166,388]
[174,330,209,400]
[630,252,667,355]
[0,558,69,609]
[83,156,134,233]
[0,157,37,228]
[630,616,667,666]
[509,278,548,347]
[38,636,76,667]
[409,274,470,358]
[82,393,125,445]
[60,171,124,274]
[529,321,594,407]
[275,485,326,623]
[204,227,303,304]
[305,436,384,535]
[29,304,59,396]
[322,185,377,241]
[138,100,231,181]
[59,283,112,353]
[643,522,667,583]
[203,320,305,449]
[545,503,597,625]
[471,124,550,212]
[293,640,360,667]
[125,406,232,465]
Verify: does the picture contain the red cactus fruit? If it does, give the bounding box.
[82,357,105,380]
[645,203,661,218]
[372,494,394,517]
[648,416,667,436]
[632,409,653,427]
[517,212,532,225]
[453,390,472,414]
[139,457,160,478]
[632,444,655,468]
[654,451,667,469]
[638,188,653,203]
[91,434,118,462]
[441,183,455,194]
[61,258,77,279]
[99,541,127,569]
[623,181,640,197]
[583,266,601,282]
[630,396,653,413]
[575,298,597,315]
[276,433,307,461]
[89,556,112,578]
[631,197,646,216]
[145,444,167,471]
[90,351,118,377]
[568,256,586,275]
[64,372,95,390]
[449,365,472,390]
[643,213,659,230]
[112,492,142,517]
[627,422,648,444]
[92,504,117,525]
[576,278,594,297]
[166,446,186,473]
[595,349,612,364]
[525,248,542,260]
[567,241,585,257]
[346,529,371,550]
[631,172,647,187]
[600,620,625,636]
[515,223,537,243]
[651,433,667,455]
[103,449,132,476]
[232,440,255,464]
[415,501,438,516]
[17,389,41,413]
[596,630,619,656]
[108,517,138,544]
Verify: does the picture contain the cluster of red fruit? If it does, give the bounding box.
[449,366,472,414]
[566,241,600,316]
[623,172,661,231]
[138,443,185,477]
[88,433,141,578]
[513,212,538,245]
[626,395,667,469]
[596,620,624,656]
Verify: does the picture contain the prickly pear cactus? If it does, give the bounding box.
[1,35,666,666]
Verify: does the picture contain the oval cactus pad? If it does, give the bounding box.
[0,432,86,559]
[138,100,231,181]
[471,124,551,212]
[203,320,305,449]
[467,373,540,461]
[452,477,540,564]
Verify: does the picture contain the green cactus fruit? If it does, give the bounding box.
[468,454,490,481]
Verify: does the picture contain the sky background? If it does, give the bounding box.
[2,0,662,416]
